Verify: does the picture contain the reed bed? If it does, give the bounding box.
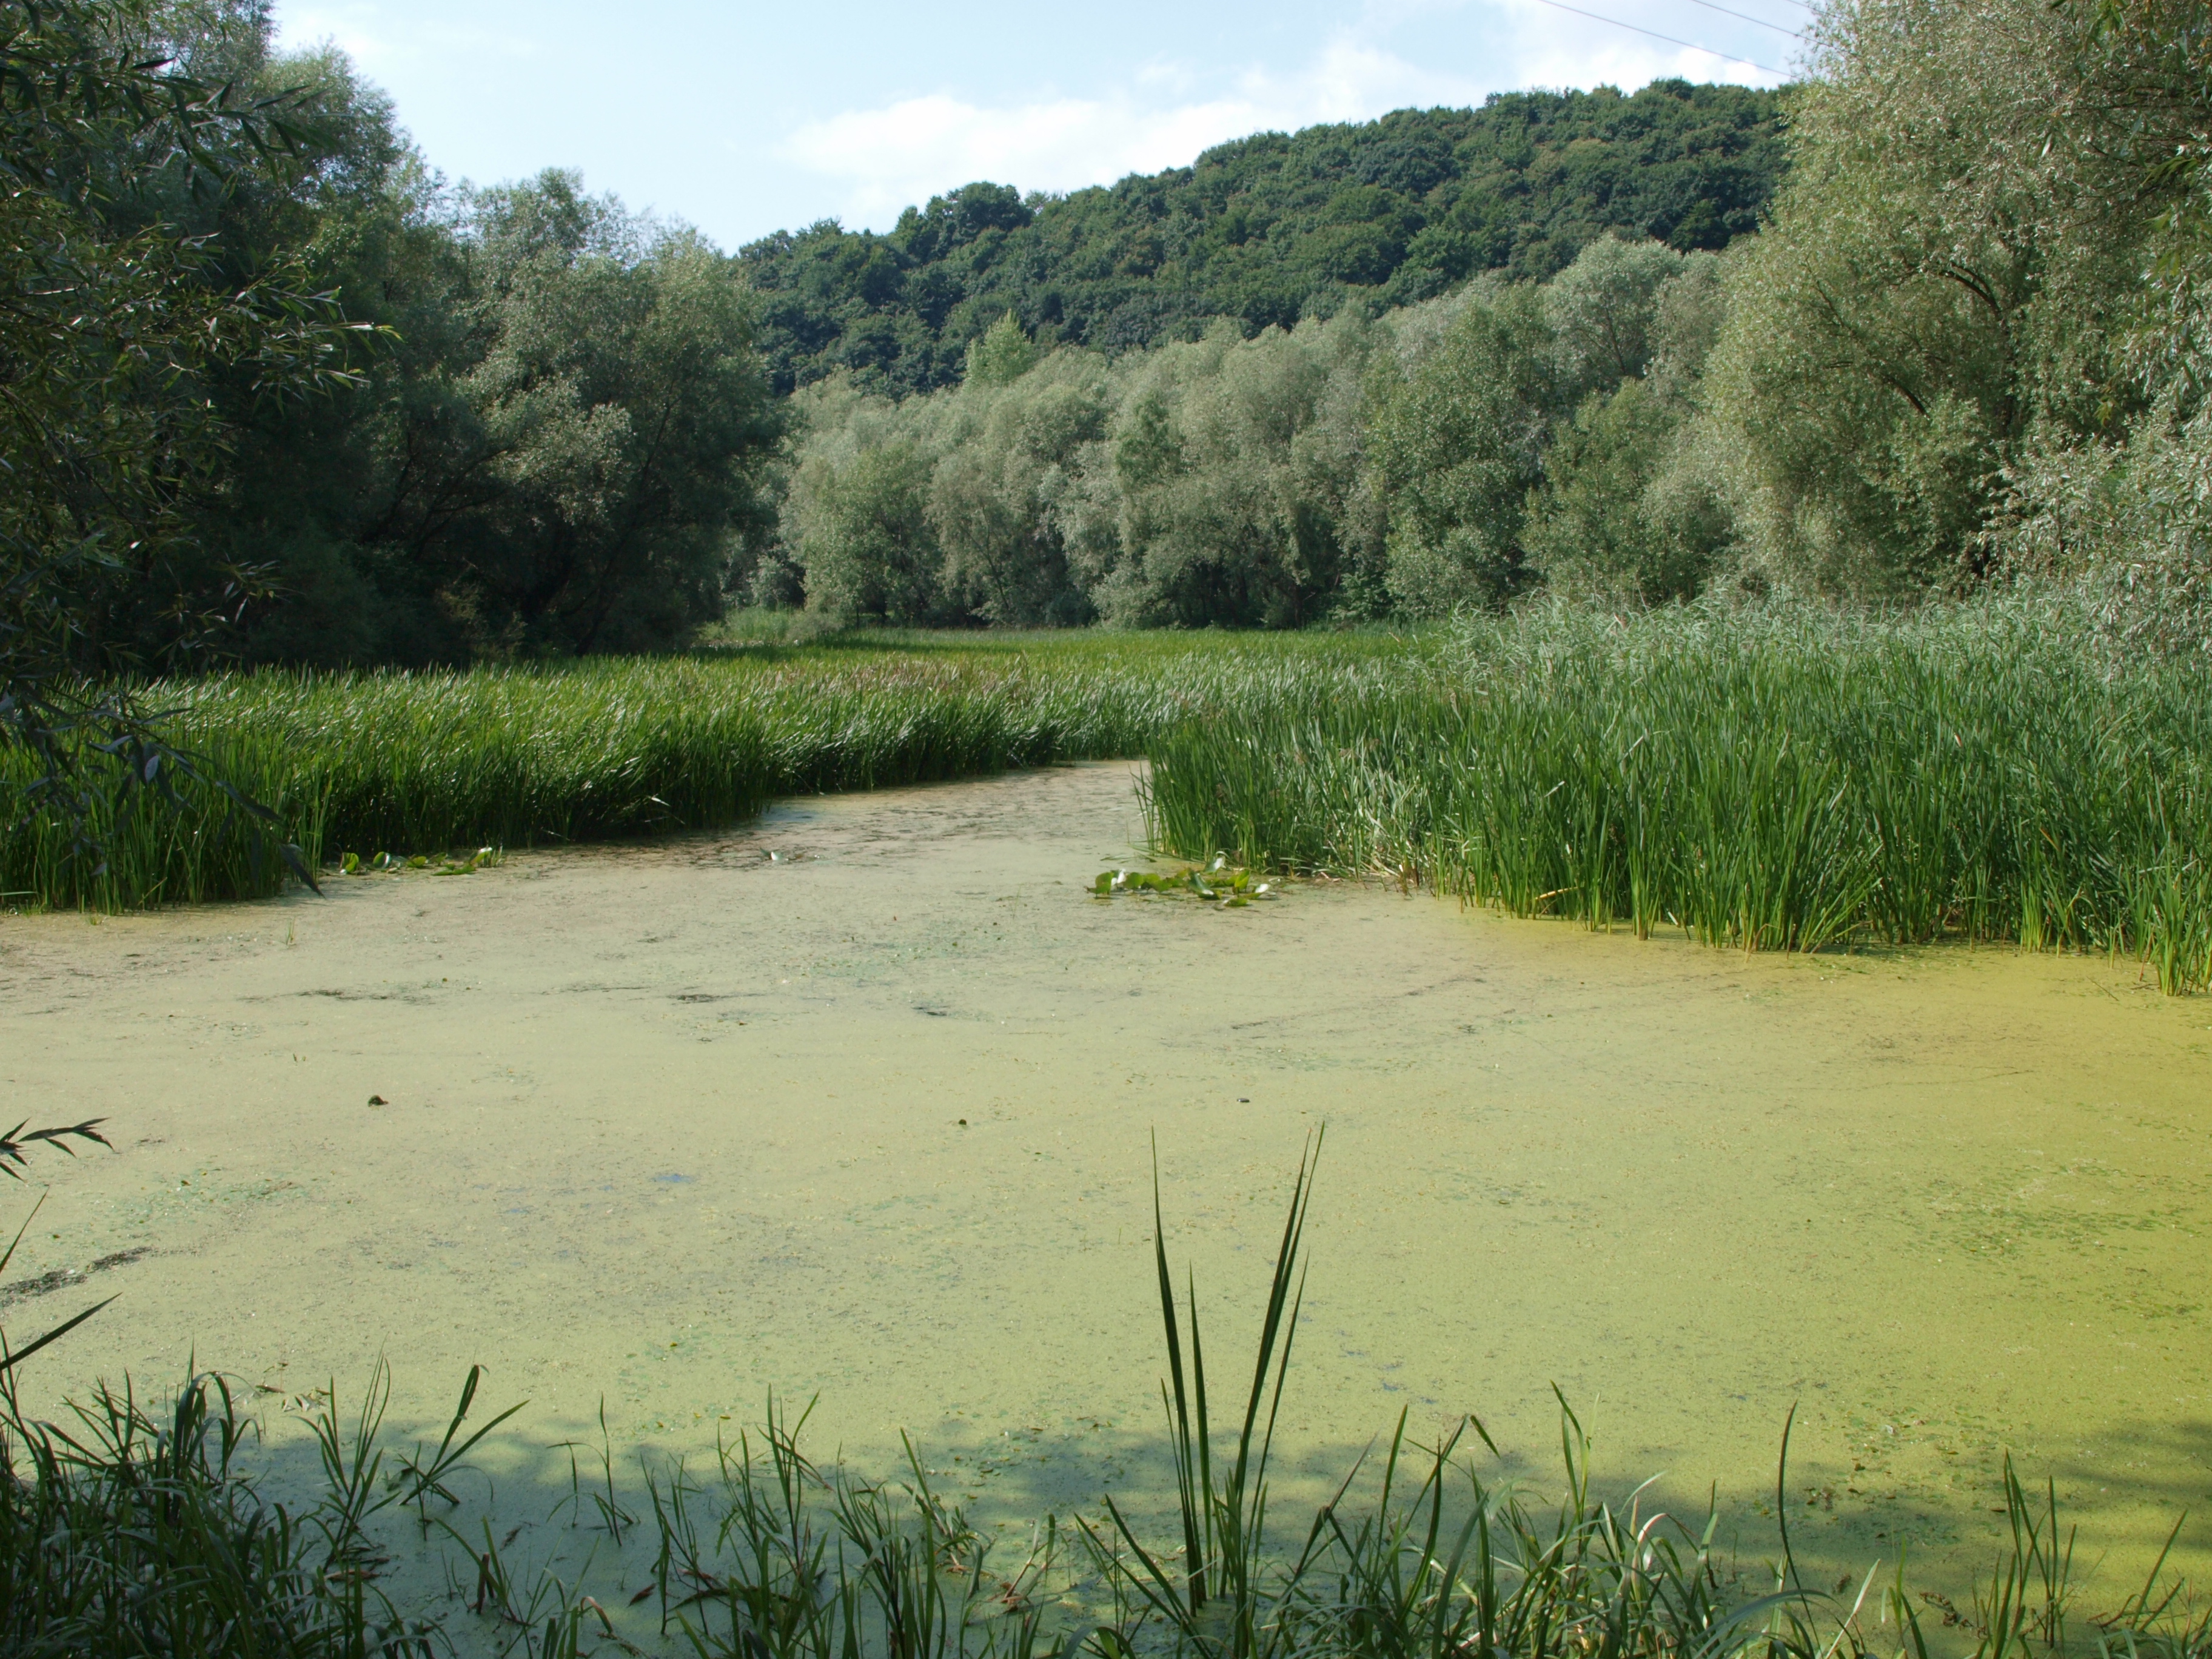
[0,632,1418,911]
[11,596,2212,994]
[1142,598,2212,993]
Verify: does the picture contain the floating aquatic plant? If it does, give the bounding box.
[1093,855,1278,908]
[336,846,504,877]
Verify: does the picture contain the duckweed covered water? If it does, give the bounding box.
[0,762,2205,1631]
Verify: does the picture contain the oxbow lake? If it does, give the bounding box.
[4,760,2207,1609]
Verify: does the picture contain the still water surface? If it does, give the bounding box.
[1,760,2206,1609]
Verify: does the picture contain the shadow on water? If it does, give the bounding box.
[24,1122,2203,1656]
[49,1363,2197,1659]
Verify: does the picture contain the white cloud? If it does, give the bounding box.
[778,3,1794,230]
[778,37,1493,229]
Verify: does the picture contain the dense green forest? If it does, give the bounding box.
[1,0,782,688]
[737,82,1787,398]
[773,0,2212,642]
[2,0,2210,690]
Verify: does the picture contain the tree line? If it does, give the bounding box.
[738,81,1786,398]
[768,238,1722,629]
[1,0,781,685]
[779,0,2212,651]
[4,0,2208,694]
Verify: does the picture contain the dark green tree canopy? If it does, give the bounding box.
[0,0,364,876]
[738,81,1789,398]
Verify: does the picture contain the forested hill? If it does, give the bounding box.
[737,79,1788,398]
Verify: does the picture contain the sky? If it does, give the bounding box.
[270,0,1811,250]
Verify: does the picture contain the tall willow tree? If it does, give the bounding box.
[1702,0,2170,599]
[156,56,786,664]
[0,0,359,863]
[777,311,1383,631]
[1363,284,1554,614]
[357,173,782,656]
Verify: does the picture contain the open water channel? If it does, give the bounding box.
[2,760,2207,1626]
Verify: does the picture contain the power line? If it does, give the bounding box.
[1528,0,1792,76]
[1677,0,1803,38]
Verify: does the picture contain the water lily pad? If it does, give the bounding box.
[1089,859,1281,908]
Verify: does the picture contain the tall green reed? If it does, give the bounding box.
[1143,597,2212,991]
[1084,1133,1318,1659]
[1,632,1421,911]
[20,595,2211,1000]
[0,723,326,910]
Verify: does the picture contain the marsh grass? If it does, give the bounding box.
[635,1397,1072,1659]
[1142,597,2212,991]
[16,597,2208,994]
[0,722,327,910]
[0,1369,431,1658]
[0,631,1426,911]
